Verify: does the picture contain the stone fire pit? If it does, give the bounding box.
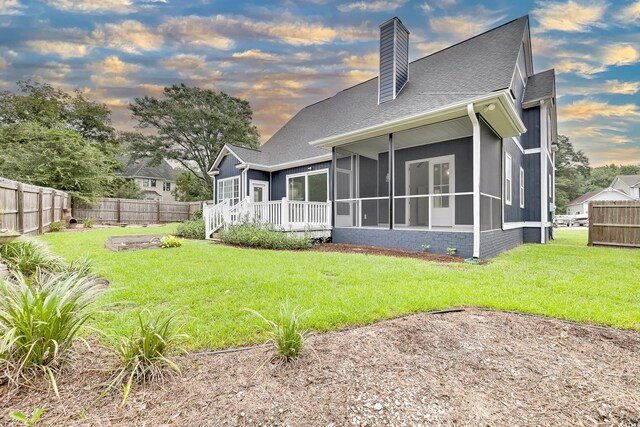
[105,234,164,252]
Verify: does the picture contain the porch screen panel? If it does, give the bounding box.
[335,149,357,227]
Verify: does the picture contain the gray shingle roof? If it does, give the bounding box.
[614,175,640,188]
[116,156,177,181]
[568,189,604,205]
[230,16,529,167]
[523,69,555,105]
[226,144,267,165]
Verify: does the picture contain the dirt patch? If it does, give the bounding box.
[315,243,464,263]
[104,234,164,252]
[2,310,639,426]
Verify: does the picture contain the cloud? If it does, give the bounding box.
[90,55,140,75]
[160,54,206,71]
[342,52,378,69]
[90,74,133,87]
[428,8,506,39]
[532,0,607,32]
[337,0,406,12]
[137,83,165,97]
[159,16,234,50]
[0,55,8,69]
[25,40,90,58]
[559,99,640,121]
[342,69,377,85]
[617,1,640,24]
[415,40,454,56]
[93,20,162,54]
[0,0,23,15]
[232,49,278,61]
[560,80,640,96]
[602,43,639,66]
[44,0,135,14]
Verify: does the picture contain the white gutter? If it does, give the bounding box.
[309,90,526,149]
[467,103,481,259]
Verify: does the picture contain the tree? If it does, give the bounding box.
[128,84,260,193]
[554,135,591,214]
[588,164,640,191]
[172,172,210,202]
[109,178,143,199]
[0,122,114,203]
[0,80,117,155]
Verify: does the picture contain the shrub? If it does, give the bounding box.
[421,244,431,252]
[248,303,312,363]
[221,223,312,250]
[0,237,65,276]
[160,235,182,248]
[175,219,205,240]
[0,272,103,393]
[48,221,63,232]
[446,247,458,256]
[109,310,186,404]
[82,218,95,228]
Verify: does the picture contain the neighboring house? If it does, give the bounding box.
[205,15,557,259]
[117,156,177,201]
[610,175,640,199]
[566,188,635,216]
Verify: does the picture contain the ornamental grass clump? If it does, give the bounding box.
[0,237,65,277]
[249,304,312,363]
[0,272,103,393]
[109,310,187,404]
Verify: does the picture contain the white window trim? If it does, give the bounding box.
[217,176,240,204]
[505,153,512,206]
[519,167,525,209]
[249,179,269,202]
[286,169,329,202]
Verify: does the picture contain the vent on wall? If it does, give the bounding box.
[378,17,409,104]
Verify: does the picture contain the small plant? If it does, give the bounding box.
[175,218,206,240]
[48,221,64,232]
[0,272,103,393]
[446,247,458,256]
[107,310,186,404]
[160,235,182,248]
[60,257,93,278]
[0,237,65,276]
[10,407,45,426]
[248,303,312,363]
[82,218,95,229]
[421,244,431,252]
[221,223,312,250]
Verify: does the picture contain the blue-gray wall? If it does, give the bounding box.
[521,107,540,150]
[215,154,242,201]
[504,138,525,223]
[332,228,474,258]
[480,228,523,258]
[247,169,270,197]
[523,153,541,222]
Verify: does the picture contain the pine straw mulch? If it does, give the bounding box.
[314,243,463,263]
[1,309,639,426]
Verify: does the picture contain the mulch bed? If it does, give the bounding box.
[315,243,464,263]
[2,309,638,426]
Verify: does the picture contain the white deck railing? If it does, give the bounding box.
[203,197,331,239]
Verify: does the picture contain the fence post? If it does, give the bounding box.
[16,183,25,233]
[587,201,594,246]
[37,188,44,234]
[116,198,121,223]
[51,190,56,225]
[157,200,161,223]
[281,197,289,229]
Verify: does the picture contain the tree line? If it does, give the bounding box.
[0,81,259,204]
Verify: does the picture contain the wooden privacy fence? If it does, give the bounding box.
[73,198,203,225]
[0,178,70,236]
[588,200,640,248]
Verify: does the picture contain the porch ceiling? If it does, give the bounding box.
[339,117,473,159]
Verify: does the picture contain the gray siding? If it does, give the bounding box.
[479,228,523,258]
[521,107,540,149]
[523,153,541,222]
[271,161,332,200]
[504,138,525,223]
[395,25,409,94]
[332,228,474,258]
[479,117,502,231]
[379,20,395,103]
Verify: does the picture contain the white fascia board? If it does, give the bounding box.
[209,145,246,173]
[309,91,526,149]
[241,154,333,172]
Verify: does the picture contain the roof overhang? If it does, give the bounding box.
[309,90,526,149]
[239,154,333,172]
[209,145,245,174]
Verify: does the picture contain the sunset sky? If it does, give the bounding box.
[0,0,638,165]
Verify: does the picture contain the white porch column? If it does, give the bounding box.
[467,103,481,259]
[281,197,289,229]
[540,100,548,244]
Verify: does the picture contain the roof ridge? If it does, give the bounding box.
[228,143,262,152]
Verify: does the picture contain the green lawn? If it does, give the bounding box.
[40,226,640,350]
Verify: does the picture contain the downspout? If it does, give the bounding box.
[242,165,250,201]
[467,103,481,259]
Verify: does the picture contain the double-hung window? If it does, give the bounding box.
[287,170,328,202]
[519,167,525,208]
[505,153,512,206]
[217,177,240,205]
